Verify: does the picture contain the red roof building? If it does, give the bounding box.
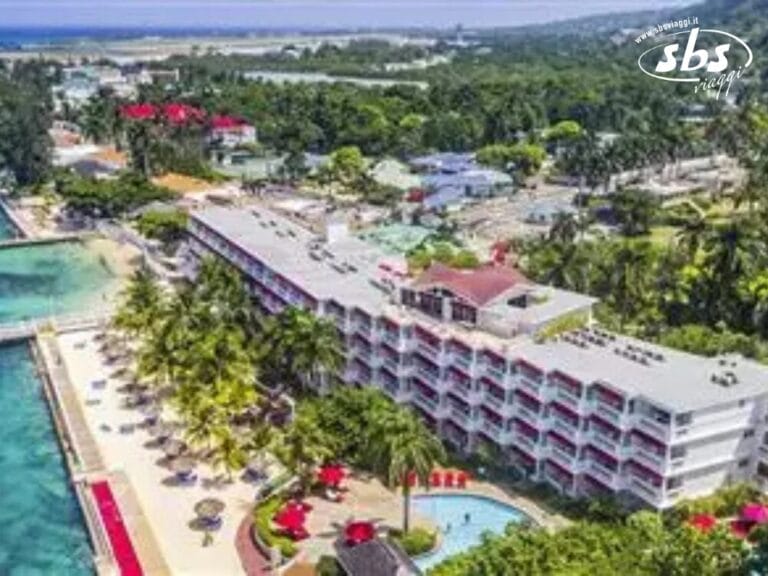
[413,263,529,307]
[209,114,257,148]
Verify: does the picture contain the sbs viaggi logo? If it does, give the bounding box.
[636,18,753,100]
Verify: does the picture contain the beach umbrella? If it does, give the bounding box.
[742,503,768,524]
[163,439,187,457]
[317,464,346,487]
[688,514,717,533]
[273,504,306,531]
[148,421,173,439]
[195,497,225,519]
[344,521,375,545]
[169,455,196,474]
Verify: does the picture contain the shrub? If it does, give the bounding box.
[253,495,298,558]
[390,527,437,556]
[316,555,343,576]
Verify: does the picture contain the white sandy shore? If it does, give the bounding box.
[58,328,278,576]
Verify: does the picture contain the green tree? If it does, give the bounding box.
[368,410,445,533]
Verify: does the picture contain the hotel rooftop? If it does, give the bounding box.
[190,205,768,413]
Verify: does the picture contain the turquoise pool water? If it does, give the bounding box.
[0,342,93,574]
[0,241,121,324]
[412,494,526,573]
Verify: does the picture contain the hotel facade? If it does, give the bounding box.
[187,205,768,509]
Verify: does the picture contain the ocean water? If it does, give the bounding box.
[0,342,93,575]
[0,241,120,323]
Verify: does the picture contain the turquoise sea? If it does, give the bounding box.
[0,342,93,575]
[0,241,121,323]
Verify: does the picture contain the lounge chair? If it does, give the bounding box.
[430,471,441,488]
[444,472,455,488]
[456,472,469,488]
[91,379,107,391]
[177,472,198,486]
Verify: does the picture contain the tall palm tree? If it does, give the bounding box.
[276,415,332,495]
[368,410,445,533]
[258,308,343,393]
[113,266,165,337]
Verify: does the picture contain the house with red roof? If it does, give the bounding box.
[208,115,257,148]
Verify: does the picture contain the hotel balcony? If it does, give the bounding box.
[482,391,515,418]
[416,340,447,365]
[513,404,542,429]
[591,401,634,429]
[381,357,414,379]
[412,391,449,418]
[479,363,509,388]
[630,446,669,475]
[513,432,544,459]
[414,370,449,394]
[449,381,484,405]
[635,415,673,443]
[549,417,586,444]
[552,387,588,413]
[587,432,629,460]
[584,462,623,492]
[481,420,514,446]
[381,331,410,353]
[546,444,583,473]
[448,407,481,432]
[514,375,551,402]
[627,476,665,506]
[379,379,412,404]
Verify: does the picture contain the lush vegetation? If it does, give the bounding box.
[390,527,437,556]
[0,61,54,188]
[253,495,298,558]
[407,240,480,273]
[55,171,174,217]
[299,387,446,532]
[135,208,189,246]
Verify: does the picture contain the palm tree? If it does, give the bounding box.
[548,212,579,245]
[258,308,343,393]
[368,410,445,533]
[113,266,165,337]
[210,427,247,481]
[276,414,332,495]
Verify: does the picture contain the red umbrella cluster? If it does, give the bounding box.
[345,521,375,546]
[688,514,717,533]
[317,464,346,487]
[273,501,311,541]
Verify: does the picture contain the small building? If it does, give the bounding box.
[208,115,257,148]
[335,539,420,576]
[525,200,577,226]
[422,169,514,209]
[408,152,475,174]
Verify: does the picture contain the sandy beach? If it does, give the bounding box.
[57,328,282,575]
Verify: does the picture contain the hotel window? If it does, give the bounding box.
[670,445,686,460]
[738,458,751,469]
[744,429,756,439]
[758,462,768,479]
[675,412,692,427]
[666,476,684,490]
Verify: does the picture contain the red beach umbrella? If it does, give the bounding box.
[730,519,752,539]
[741,503,768,524]
[688,514,717,533]
[273,504,306,531]
[345,521,375,546]
[317,464,346,487]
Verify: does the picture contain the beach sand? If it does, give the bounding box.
[57,328,276,576]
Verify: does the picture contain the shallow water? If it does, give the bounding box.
[0,241,120,324]
[0,342,93,575]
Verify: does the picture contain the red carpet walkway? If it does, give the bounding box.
[91,480,144,576]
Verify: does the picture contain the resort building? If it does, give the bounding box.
[186,205,768,510]
[208,115,258,149]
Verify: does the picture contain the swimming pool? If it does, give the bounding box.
[411,494,526,573]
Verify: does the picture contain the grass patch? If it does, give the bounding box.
[390,527,437,556]
[253,495,298,559]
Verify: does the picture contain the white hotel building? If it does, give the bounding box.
[187,205,768,509]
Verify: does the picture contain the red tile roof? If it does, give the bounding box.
[210,114,249,129]
[413,263,529,306]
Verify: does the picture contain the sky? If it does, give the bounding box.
[0,0,693,29]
